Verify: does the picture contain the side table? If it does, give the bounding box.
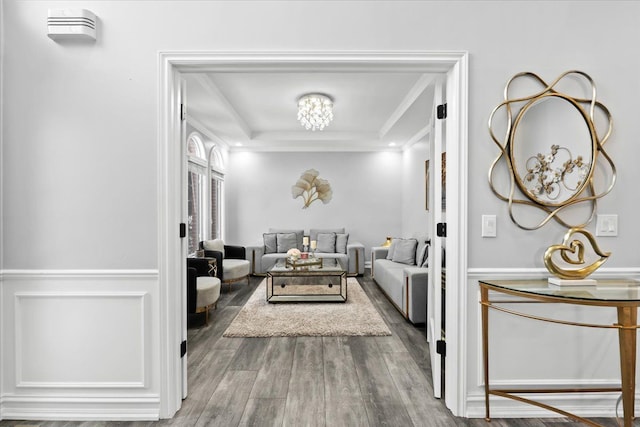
[479,279,640,427]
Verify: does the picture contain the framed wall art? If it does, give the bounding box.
[425,160,430,211]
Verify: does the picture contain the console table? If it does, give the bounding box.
[479,279,640,427]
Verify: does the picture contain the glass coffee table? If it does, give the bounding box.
[266,257,347,303]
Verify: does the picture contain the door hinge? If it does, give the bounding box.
[181,340,187,358]
[180,103,186,121]
[180,223,186,238]
[437,103,447,120]
[436,340,446,356]
[437,222,447,237]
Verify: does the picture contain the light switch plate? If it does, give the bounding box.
[482,215,497,237]
[596,214,618,237]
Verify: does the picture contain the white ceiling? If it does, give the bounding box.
[184,71,439,152]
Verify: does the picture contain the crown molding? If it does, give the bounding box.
[251,130,379,142]
[167,50,467,74]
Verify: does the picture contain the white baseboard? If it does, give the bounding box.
[1,394,160,421]
[465,392,631,419]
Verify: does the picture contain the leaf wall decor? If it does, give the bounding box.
[291,169,332,209]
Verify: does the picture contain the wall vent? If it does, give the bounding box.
[47,9,96,41]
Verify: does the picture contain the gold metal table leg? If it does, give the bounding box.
[481,285,491,421]
[617,306,637,427]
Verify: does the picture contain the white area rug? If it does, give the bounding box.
[223,278,392,337]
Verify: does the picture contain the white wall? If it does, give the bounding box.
[225,150,403,258]
[2,0,640,421]
[401,140,431,241]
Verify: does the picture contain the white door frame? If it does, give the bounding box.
[157,51,469,418]
[429,75,446,399]
[444,58,469,412]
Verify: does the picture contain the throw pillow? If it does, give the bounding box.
[309,228,345,242]
[386,238,401,260]
[336,233,349,254]
[392,238,418,265]
[263,233,277,254]
[417,241,430,268]
[270,228,304,250]
[203,239,225,257]
[316,232,337,253]
[276,232,298,253]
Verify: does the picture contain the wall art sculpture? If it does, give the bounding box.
[488,70,615,281]
[291,168,333,209]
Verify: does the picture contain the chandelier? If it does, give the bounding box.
[297,93,334,131]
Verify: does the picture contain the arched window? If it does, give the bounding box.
[187,133,206,255]
[207,146,225,242]
[187,133,225,255]
[187,135,205,158]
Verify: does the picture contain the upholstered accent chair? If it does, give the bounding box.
[186,257,221,326]
[200,239,251,291]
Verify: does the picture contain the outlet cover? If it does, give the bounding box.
[596,214,618,237]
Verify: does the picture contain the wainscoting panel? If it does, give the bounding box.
[15,291,147,388]
[0,270,161,421]
[465,268,640,419]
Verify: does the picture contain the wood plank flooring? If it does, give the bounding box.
[0,272,624,427]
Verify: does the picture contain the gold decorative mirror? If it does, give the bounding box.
[488,71,616,281]
[488,70,615,231]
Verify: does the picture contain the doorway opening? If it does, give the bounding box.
[158,51,468,418]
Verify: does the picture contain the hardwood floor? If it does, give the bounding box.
[0,272,624,427]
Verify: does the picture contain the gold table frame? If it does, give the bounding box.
[480,279,640,427]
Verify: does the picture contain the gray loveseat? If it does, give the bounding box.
[247,228,365,276]
[371,238,430,324]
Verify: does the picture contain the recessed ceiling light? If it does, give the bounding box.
[388,142,397,147]
[235,142,243,147]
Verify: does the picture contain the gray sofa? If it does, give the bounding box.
[247,228,365,276]
[371,238,430,324]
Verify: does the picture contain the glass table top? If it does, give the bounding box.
[269,257,345,275]
[480,279,640,302]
